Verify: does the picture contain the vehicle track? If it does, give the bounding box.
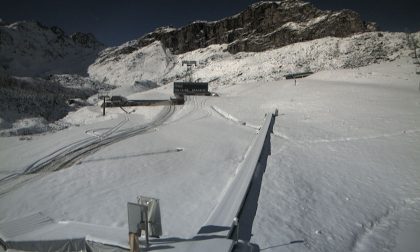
[169,95,211,124]
[0,105,175,197]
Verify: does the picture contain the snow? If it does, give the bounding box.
[0,96,255,239]
[0,75,100,135]
[61,105,165,128]
[204,58,420,251]
[0,117,49,137]
[281,14,329,32]
[251,1,310,9]
[88,32,417,89]
[88,41,174,87]
[1,31,420,251]
[0,21,102,76]
[48,74,114,91]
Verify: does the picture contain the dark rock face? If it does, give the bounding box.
[71,32,103,48]
[130,0,377,55]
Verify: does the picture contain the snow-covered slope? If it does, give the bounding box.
[0,21,104,76]
[212,58,420,252]
[1,11,419,252]
[1,56,419,251]
[89,32,418,88]
[88,41,174,87]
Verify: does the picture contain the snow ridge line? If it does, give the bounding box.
[272,129,420,144]
[211,106,241,123]
[210,106,260,129]
[349,207,397,252]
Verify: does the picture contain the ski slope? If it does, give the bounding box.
[0,57,419,251]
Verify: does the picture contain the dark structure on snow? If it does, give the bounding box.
[284,71,314,79]
[173,82,210,96]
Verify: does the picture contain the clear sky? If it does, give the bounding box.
[1,0,419,46]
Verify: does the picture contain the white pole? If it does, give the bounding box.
[145,204,149,247]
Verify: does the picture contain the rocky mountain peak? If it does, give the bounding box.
[0,20,104,76]
[126,0,377,55]
[70,32,103,48]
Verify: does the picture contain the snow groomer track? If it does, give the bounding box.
[0,104,175,197]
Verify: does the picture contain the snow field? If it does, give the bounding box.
[0,95,257,240]
[0,35,419,251]
[204,59,420,251]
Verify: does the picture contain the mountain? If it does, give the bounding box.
[89,0,394,87]
[0,20,104,77]
[0,21,110,134]
[88,32,416,88]
[98,0,377,66]
[1,1,419,135]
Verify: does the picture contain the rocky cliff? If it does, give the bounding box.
[102,0,377,62]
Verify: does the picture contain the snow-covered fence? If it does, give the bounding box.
[197,112,275,240]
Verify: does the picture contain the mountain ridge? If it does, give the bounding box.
[100,0,377,64]
[0,20,104,77]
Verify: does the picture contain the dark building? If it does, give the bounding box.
[173,82,209,96]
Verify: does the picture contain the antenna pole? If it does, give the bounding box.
[103,96,106,116]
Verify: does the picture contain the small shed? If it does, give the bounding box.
[284,71,314,79]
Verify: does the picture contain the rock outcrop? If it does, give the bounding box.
[70,32,102,48]
[106,0,377,59]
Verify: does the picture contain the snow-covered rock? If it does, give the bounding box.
[0,20,104,76]
[0,75,96,133]
[89,32,418,88]
[47,74,114,91]
[118,0,377,55]
[88,41,175,87]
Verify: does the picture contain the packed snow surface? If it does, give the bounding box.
[1,55,420,251]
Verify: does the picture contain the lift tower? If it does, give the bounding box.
[182,60,197,82]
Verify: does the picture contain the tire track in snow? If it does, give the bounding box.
[168,95,211,124]
[167,96,194,123]
[0,105,175,197]
[84,113,129,139]
[188,96,212,122]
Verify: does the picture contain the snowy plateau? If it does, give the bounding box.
[1,5,420,252]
